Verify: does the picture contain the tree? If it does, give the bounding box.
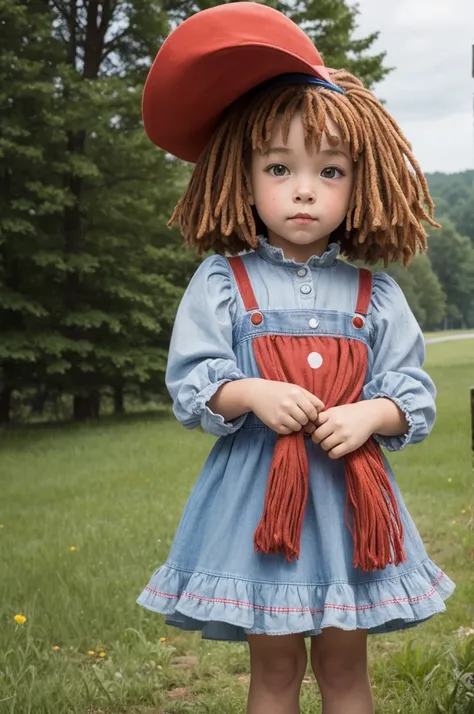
[164,0,390,88]
[427,170,474,212]
[427,218,474,329]
[427,170,474,245]
[32,0,195,420]
[0,0,71,423]
[456,196,474,245]
[0,0,196,423]
[357,253,446,332]
[405,254,446,331]
[382,262,426,327]
[286,0,388,87]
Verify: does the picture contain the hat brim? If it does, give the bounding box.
[142,4,333,162]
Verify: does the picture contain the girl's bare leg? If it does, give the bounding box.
[247,634,307,714]
[310,628,374,714]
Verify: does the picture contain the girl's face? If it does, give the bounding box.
[250,112,354,262]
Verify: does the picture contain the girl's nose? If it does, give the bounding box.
[294,186,316,203]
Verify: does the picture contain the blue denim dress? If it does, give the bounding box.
[137,238,455,641]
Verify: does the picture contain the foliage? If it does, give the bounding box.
[427,171,474,245]
[0,0,68,421]
[383,254,447,332]
[390,169,474,332]
[427,218,474,329]
[0,0,197,423]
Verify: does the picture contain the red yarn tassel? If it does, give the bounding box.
[344,441,406,571]
[254,431,308,561]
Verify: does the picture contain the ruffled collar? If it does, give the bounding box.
[256,236,340,269]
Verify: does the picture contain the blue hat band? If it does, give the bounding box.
[255,72,345,96]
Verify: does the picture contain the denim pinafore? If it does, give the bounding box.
[137,239,454,641]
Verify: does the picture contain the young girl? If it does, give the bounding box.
[137,4,455,713]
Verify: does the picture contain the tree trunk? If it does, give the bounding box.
[0,386,12,424]
[114,386,124,415]
[90,389,100,418]
[73,395,88,421]
[64,0,107,420]
[73,391,100,420]
[31,389,48,416]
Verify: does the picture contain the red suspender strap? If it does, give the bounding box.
[355,268,372,317]
[227,256,260,312]
[228,258,371,323]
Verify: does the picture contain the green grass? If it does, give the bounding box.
[1,340,474,714]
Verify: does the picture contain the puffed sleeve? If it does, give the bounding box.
[165,254,248,437]
[363,272,436,451]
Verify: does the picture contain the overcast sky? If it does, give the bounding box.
[353,0,474,174]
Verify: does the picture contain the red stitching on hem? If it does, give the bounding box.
[431,571,445,588]
[148,589,180,600]
[144,572,446,614]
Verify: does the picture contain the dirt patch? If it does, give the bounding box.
[171,655,199,671]
[168,687,190,700]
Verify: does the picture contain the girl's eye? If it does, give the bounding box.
[267,164,290,177]
[321,166,344,179]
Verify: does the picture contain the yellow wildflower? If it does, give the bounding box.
[0,524,4,528]
[69,546,77,551]
[159,637,167,643]
[88,650,95,656]
[99,652,106,658]
[447,478,452,483]
[14,614,26,625]
[52,645,61,651]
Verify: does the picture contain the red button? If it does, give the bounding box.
[352,315,364,329]
[251,311,263,326]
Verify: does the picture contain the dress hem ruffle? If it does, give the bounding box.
[136,559,455,641]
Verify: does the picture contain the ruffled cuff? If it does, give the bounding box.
[192,370,248,437]
[367,392,427,452]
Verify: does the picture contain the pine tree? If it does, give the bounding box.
[0,0,72,423]
[39,0,195,420]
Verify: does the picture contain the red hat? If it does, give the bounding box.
[142,2,335,162]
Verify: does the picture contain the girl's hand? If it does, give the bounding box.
[248,380,324,435]
[311,402,378,458]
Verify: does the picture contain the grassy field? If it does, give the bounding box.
[1,339,473,714]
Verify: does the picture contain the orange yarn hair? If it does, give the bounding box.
[170,69,439,265]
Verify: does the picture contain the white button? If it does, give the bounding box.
[300,284,312,295]
[307,352,323,369]
[297,268,307,277]
[309,317,319,329]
